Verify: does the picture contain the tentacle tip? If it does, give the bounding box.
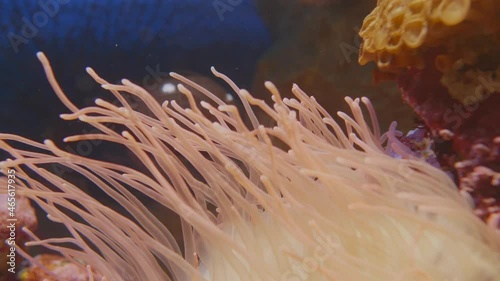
[264,81,278,92]
[36,51,45,60]
[344,96,354,103]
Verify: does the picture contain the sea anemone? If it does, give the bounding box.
[1,52,500,281]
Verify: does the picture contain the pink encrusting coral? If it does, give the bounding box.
[1,53,500,281]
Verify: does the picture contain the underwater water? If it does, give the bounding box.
[0,0,270,137]
[0,0,499,281]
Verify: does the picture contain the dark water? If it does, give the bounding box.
[0,0,271,140]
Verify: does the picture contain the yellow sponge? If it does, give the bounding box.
[358,0,499,72]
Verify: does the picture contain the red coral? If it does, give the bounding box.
[397,61,457,134]
[396,51,500,228]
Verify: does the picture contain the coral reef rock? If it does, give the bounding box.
[358,0,500,229]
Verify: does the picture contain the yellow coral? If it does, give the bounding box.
[358,0,500,71]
